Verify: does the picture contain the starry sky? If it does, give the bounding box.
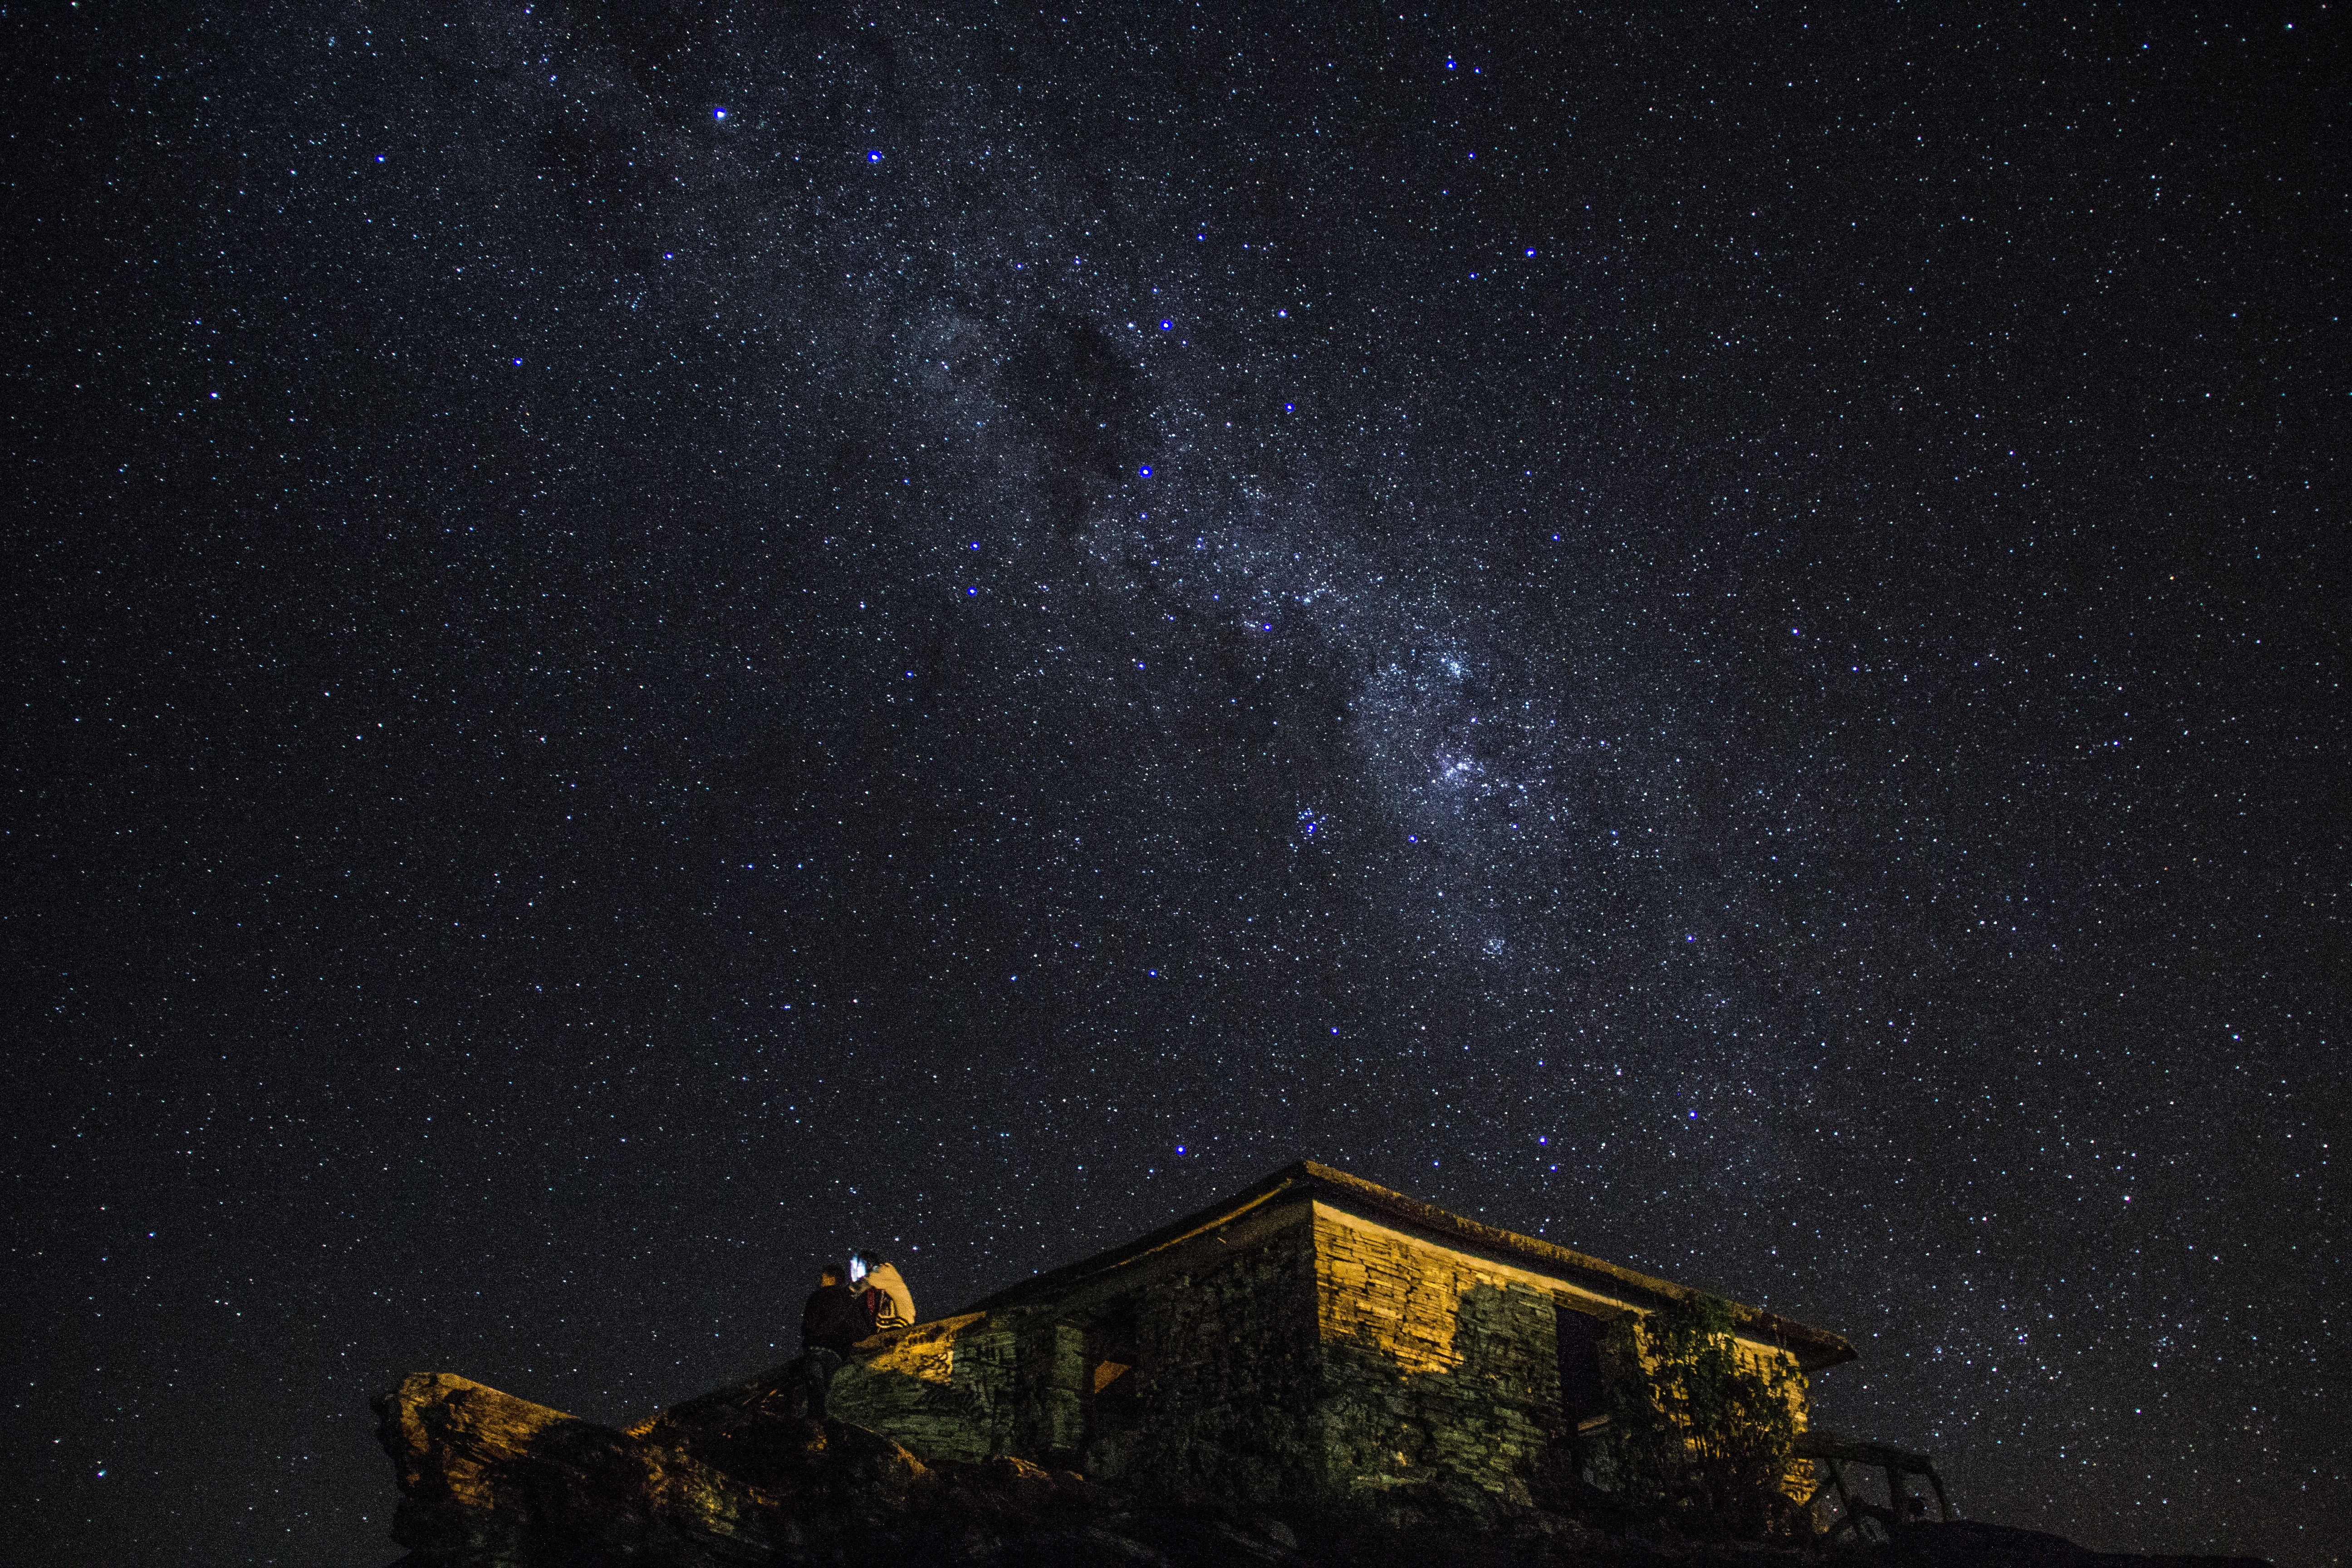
[8,4,2345,1564]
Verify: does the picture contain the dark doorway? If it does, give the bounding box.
[1556,1306,1608,1426]
[1084,1298,1143,1463]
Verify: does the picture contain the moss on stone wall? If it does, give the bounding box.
[1605,1294,1807,1537]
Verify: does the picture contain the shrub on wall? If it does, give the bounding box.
[1606,1294,1806,1538]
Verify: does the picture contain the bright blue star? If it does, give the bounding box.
[1159,319,1173,330]
[866,149,883,162]
[713,106,728,120]
[1138,464,1152,477]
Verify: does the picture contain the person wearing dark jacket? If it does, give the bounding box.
[802,1264,870,1357]
[794,1262,871,1416]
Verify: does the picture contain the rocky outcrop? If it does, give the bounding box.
[374,1367,2271,1568]
[377,1364,1329,1568]
[376,1372,793,1564]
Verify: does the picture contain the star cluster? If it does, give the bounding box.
[7,5,2342,1564]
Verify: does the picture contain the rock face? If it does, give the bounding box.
[376,1372,795,1564]
[375,1364,1436,1567]
[374,1368,2272,1568]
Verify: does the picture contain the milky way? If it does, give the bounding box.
[9,6,2342,1563]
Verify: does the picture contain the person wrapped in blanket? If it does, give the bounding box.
[847,1250,916,1332]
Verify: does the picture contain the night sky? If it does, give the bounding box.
[8,4,2345,1564]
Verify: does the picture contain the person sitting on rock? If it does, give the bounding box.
[848,1250,916,1331]
[795,1261,869,1418]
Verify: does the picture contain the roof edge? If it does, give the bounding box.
[959,1163,1313,1314]
[958,1160,1856,1370]
[1293,1161,1856,1369]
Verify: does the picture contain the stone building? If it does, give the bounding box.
[828,1160,1853,1511]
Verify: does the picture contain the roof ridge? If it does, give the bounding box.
[956,1160,1854,1369]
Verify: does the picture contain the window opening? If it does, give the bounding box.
[1557,1305,1608,1428]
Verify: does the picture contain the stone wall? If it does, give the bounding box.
[1310,1203,1583,1509]
[832,1194,1814,1517]
[1089,1198,1322,1499]
[1305,1204,1817,1511]
[830,1199,1323,1496]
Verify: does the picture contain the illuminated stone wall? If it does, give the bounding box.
[1310,1202,1588,1508]
[831,1199,1322,1492]
[1305,1203,1813,1511]
[828,1194,1813,1515]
